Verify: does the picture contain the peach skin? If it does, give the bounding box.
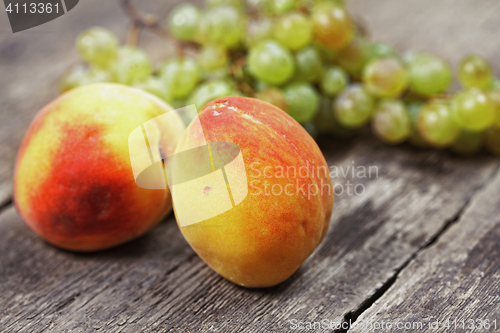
[171,97,334,287]
[14,83,185,251]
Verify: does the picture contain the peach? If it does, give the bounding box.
[14,83,185,251]
[171,97,334,287]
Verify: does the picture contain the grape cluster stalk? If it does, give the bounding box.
[60,0,500,155]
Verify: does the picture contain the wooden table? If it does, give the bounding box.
[1,1,499,332]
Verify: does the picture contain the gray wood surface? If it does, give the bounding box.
[350,167,500,333]
[1,0,500,332]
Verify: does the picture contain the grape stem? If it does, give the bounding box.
[119,0,199,55]
[229,56,255,97]
[126,22,141,46]
[120,0,255,96]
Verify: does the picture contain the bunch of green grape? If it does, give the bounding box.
[60,0,500,155]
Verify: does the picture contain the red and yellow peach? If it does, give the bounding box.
[14,83,184,251]
[172,97,334,287]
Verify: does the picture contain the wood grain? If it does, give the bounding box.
[350,167,500,333]
[0,136,498,332]
[1,0,500,332]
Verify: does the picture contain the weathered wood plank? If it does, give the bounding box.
[0,136,498,332]
[350,167,500,333]
[1,0,500,332]
[348,0,500,67]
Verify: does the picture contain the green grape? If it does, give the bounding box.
[273,12,312,51]
[407,101,424,124]
[60,65,87,92]
[458,54,493,89]
[321,66,348,96]
[402,51,419,65]
[76,27,119,68]
[311,2,355,50]
[331,0,346,6]
[198,45,228,72]
[206,0,244,9]
[247,40,295,85]
[112,46,153,85]
[159,57,200,99]
[294,46,323,82]
[315,45,337,64]
[492,79,500,90]
[336,37,371,78]
[334,84,375,128]
[451,88,495,132]
[245,18,274,47]
[283,83,320,123]
[254,80,271,92]
[227,61,248,84]
[255,87,288,111]
[363,57,408,98]
[451,130,484,155]
[303,122,318,139]
[187,80,234,111]
[314,97,336,133]
[405,52,452,96]
[59,65,112,92]
[417,100,460,147]
[86,67,113,85]
[203,66,230,81]
[314,96,357,137]
[171,99,187,110]
[269,0,296,14]
[369,42,398,60]
[485,127,500,155]
[231,90,246,97]
[406,101,430,148]
[133,76,172,103]
[489,89,500,128]
[371,100,411,144]
[167,4,202,41]
[199,6,244,49]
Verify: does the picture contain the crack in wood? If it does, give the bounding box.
[335,164,500,333]
[2,1,500,330]
[0,197,13,214]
